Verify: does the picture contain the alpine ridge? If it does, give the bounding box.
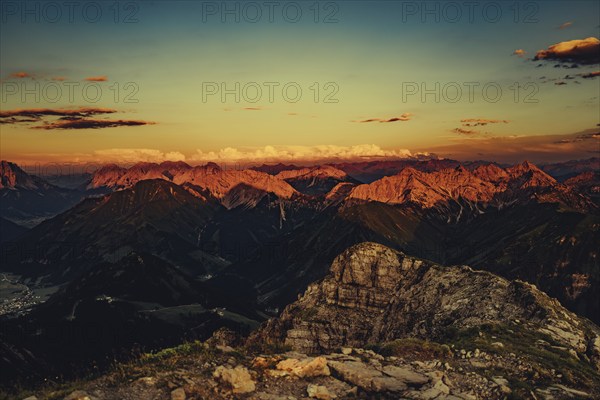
[345,161,594,213]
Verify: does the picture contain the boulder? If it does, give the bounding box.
[213,365,256,394]
[307,384,335,400]
[276,356,330,378]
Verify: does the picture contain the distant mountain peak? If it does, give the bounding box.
[204,161,221,170]
[0,160,49,190]
[251,163,302,175]
[277,165,348,180]
[159,160,191,169]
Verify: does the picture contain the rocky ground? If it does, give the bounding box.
[12,328,599,400]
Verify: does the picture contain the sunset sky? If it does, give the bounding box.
[1,0,599,165]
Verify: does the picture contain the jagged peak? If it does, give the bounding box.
[521,160,536,169]
[0,160,48,190]
[0,160,28,175]
[506,160,557,184]
[392,167,421,178]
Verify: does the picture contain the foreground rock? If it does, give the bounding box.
[274,356,330,378]
[18,329,600,400]
[213,365,256,394]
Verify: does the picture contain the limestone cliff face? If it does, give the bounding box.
[255,242,600,370]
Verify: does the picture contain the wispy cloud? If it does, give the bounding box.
[452,128,479,135]
[558,21,573,29]
[423,128,600,163]
[33,119,154,130]
[460,119,509,127]
[0,107,117,119]
[10,71,33,79]
[579,71,600,79]
[355,113,413,123]
[84,75,108,82]
[553,132,600,143]
[0,107,154,130]
[451,119,509,136]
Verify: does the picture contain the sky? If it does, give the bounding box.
[0,0,599,166]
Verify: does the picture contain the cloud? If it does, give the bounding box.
[33,119,154,130]
[243,107,263,111]
[452,128,479,135]
[553,132,600,143]
[52,77,67,81]
[512,49,527,58]
[84,75,108,82]
[420,128,600,164]
[451,119,509,136]
[0,117,39,125]
[534,37,600,65]
[94,149,186,163]
[10,71,33,79]
[0,107,117,119]
[0,107,154,130]
[460,119,509,127]
[558,21,573,29]
[356,113,413,123]
[190,144,414,163]
[579,71,600,79]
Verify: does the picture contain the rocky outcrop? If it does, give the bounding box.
[255,242,600,372]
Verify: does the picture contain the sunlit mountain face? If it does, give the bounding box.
[1,1,599,399]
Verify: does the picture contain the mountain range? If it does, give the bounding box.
[1,157,599,393]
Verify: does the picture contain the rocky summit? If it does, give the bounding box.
[255,243,600,364]
[248,242,600,398]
